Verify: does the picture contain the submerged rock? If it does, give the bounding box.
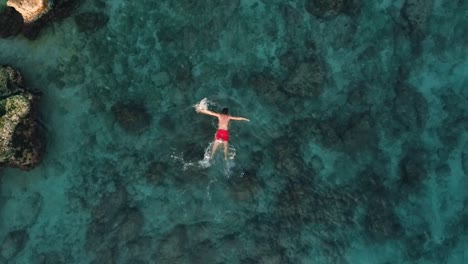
[85,185,145,255]
[0,229,28,260]
[274,179,357,230]
[122,236,154,260]
[340,112,378,153]
[151,71,171,88]
[306,0,346,17]
[7,0,50,23]
[401,0,433,41]
[310,154,324,173]
[74,11,109,33]
[283,60,326,98]
[306,0,345,18]
[0,66,44,170]
[306,0,361,18]
[111,101,151,134]
[0,7,23,38]
[145,161,169,184]
[388,82,428,137]
[271,136,304,177]
[90,248,116,264]
[290,117,342,151]
[248,71,286,103]
[364,199,403,241]
[462,143,468,176]
[171,57,194,88]
[398,147,429,189]
[228,169,262,201]
[155,225,189,263]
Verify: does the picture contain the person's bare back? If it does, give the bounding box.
[217,114,231,130]
[196,106,249,160]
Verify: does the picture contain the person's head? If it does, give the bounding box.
[221,108,229,115]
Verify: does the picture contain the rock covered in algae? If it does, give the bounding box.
[0,66,44,170]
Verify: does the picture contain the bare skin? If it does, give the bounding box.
[196,108,249,160]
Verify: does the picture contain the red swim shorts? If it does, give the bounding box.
[215,129,229,142]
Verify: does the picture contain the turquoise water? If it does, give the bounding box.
[1,0,467,263]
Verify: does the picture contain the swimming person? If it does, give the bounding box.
[196,106,249,160]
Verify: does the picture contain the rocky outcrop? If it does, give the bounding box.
[0,66,44,170]
[7,0,50,23]
[0,0,81,39]
[0,7,23,38]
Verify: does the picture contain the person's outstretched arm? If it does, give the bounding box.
[230,116,250,121]
[196,108,219,117]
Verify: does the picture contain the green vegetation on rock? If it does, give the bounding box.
[0,66,41,169]
[0,67,8,93]
[0,94,34,164]
[0,98,6,116]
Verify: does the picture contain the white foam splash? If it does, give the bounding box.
[171,141,237,170]
[194,98,209,111]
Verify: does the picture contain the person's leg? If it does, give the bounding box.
[211,140,220,159]
[224,142,229,160]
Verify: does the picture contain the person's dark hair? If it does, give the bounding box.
[222,108,229,115]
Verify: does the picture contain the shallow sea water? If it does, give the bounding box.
[0,0,467,263]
